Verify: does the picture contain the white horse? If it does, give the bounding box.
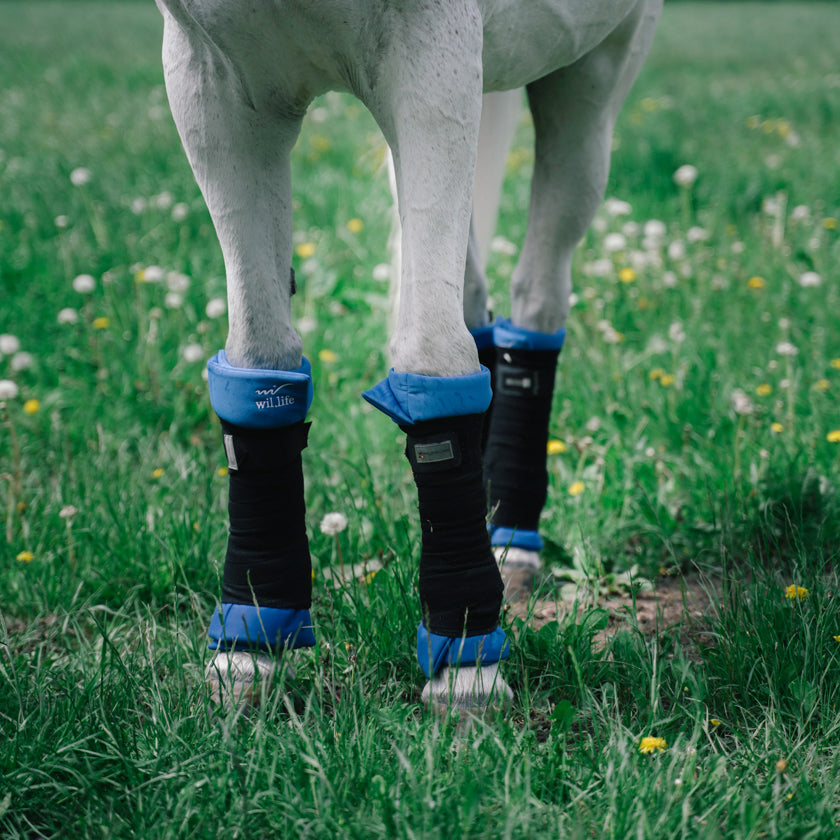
[155,0,662,711]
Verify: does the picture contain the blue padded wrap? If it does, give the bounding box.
[208,603,315,651]
[362,367,492,425]
[207,351,313,429]
[470,323,495,352]
[416,622,510,679]
[490,527,543,552]
[493,317,566,352]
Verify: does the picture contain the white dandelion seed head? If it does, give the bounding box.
[622,221,640,238]
[490,236,518,256]
[668,322,686,343]
[205,297,227,319]
[72,274,95,294]
[165,292,183,309]
[70,167,92,186]
[182,343,204,363]
[166,271,190,293]
[140,265,165,283]
[775,341,798,357]
[171,202,189,222]
[59,505,78,519]
[585,258,614,278]
[603,232,627,253]
[0,379,19,400]
[731,389,754,416]
[297,315,318,334]
[661,271,678,288]
[644,219,667,240]
[57,307,79,325]
[731,241,746,254]
[667,240,686,261]
[0,334,21,355]
[54,215,69,229]
[11,352,33,372]
[372,263,391,282]
[153,191,173,210]
[320,511,348,536]
[131,197,147,215]
[604,197,632,217]
[799,271,821,288]
[687,226,709,243]
[673,164,698,188]
[790,205,810,222]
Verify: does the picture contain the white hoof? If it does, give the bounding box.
[421,662,513,713]
[206,649,292,710]
[493,545,541,599]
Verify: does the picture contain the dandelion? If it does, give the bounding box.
[785,584,809,601]
[320,512,348,535]
[92,317,110,330]
[673,164,698,188]
[57,308,79,324]
[137,265,165,283]
[0,334,21,355]
[731,389,754,416]
[747,276,766,290]
[639,736,667,754]
[547,439,567,455]
[490,236,518,256]
[16,550,34,564]
[771,422,784,434]
[568,481,585,497]
[662,270,678,288]
[11,353,33,372]
[711,719,721,727]
[668,321,686,343]
[182,343,204,363]
[605,197,632,216]
[644,219,667,239]
[775,341,798,357]
[827,430,840,443]
[823,217,838,230]
[22,399,39,415]
[659,374,676,387]
[165,292,183,309]
[648,368,665,381]
[347,217,364,233]
[318,348,338,364]
[171,202,189,222]
[815,379,830,391]
[830,359,840,370]
[775,759,788,773]
[618,267,636,284]
[372,263,391,282]
[799,271,821,288]
[151,468,165,479]
[166,271,190,293]
[59,505,78,519]
[603,232,627,252]
[687,226,709,243]
[70,167,92,186]
[205,298,227,319]
[55,215,69,228]
[217,467,228,478]
[667,240,686,261]
[833,635,840,643]
[756,384,772,396]
[296,242,317,259]
[0,380,19,400]
[72,274,95,293]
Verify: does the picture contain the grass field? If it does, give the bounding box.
[2,2,840,837]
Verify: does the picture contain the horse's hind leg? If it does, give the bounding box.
[160,15,314,707]
[485,0,661,589]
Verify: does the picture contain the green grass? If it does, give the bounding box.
[2,2,840,837]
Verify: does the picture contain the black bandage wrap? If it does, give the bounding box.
[219,419,312,610]
[484,346,561,533]
[401,414,504,637]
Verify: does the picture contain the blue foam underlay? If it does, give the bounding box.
[416,623,510,679]
[208,603,316,651]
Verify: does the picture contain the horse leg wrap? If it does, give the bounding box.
[362,367,509,678]
[206,351,315,652]
[485,318,565,552]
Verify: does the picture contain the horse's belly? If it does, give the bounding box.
[479,0,640,90]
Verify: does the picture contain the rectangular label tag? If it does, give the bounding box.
[223,434,239,471]
[413,440,455,464]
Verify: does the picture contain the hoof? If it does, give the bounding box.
[494,545,540,600]
[421,662,513,714]
[206,649,292,711]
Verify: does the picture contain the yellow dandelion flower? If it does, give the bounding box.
[618,267,637,284]
[639,736,667,754]
[347,218,364,234]
[568,480,585,497]
[92,316,110,330]
[785,584,809,601]
[318,348,338,364]
[833,635,840,643]
[151,467,165,479]
[711,719,721,727]
[547,439,567,455]
[771,422,784,434]
[823,217,837,230]
[815,379,830,391]
[776,758,788,773]
[296,242,317,259]
[747,276,765,290]
[648,368,665,381]
[745,115,761,130]
[16,550,34,563]
[827,430,840,443]
[830,359,840,370]
[23,399,40,415]
[659,374,676,387]
[756,383,772,397]
[217,467,228,477]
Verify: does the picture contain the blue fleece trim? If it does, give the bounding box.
[416,623,510,679]
[208,604,316,651]
[490,527,543,552]
[470,323,495,351]
[493,317,566,352]
[362,367,492,425]
[207,351,313,428]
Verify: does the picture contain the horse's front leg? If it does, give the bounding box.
[363,5,511,712]
[160,14,314,707]
[484,0,662,591]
